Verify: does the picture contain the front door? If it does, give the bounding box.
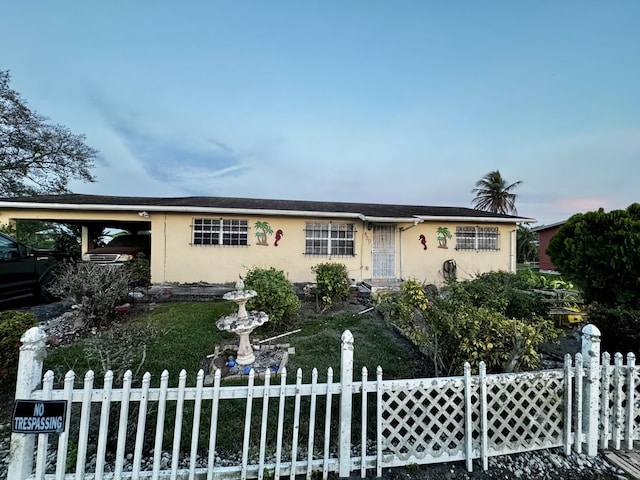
[372,225,396,278]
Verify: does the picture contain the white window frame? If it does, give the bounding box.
[455,226,499,251]
[305,222,355,256]
[192,218,248,246]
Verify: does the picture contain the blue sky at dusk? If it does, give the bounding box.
[2,1,639,225]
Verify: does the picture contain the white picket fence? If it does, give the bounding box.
[7,324,640,480]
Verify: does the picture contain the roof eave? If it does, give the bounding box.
[0,201,366,220]
[0,201,536,224]
[530,220,567,232]
[362,217,424,223]
[415,215,535,224]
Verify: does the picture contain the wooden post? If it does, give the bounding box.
[338,330,354,477]
[7,327,47,480]
[581,324,601,456]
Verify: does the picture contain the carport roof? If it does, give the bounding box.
[0,194,535,223]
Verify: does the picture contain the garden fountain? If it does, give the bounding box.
[216,278,269,365]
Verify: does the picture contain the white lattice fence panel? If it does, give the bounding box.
[379,378,470,463]
[485,371,565,455]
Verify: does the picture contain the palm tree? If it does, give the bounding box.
[471,170,522,215]
[516,225,539,264]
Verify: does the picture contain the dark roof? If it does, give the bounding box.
[530,221,566,232]
[0,194,533,221]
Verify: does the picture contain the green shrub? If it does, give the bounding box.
[86,321,163,382]
[421,302,558,375]
[0,310,38,384]
[588,305,640,356]
[379,276,560,375]
[49,262,132,329]
[244,267,301,327]
[502,288,549,319]
[547,204,640,308]
[311,262,351,311]
[444,271,549,319]
[125,253,151,287]
[376,291,412,325]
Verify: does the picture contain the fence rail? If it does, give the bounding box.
[7,325,640,480]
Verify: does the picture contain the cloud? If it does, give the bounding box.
[115,128,246,185]
[88,91,248,191]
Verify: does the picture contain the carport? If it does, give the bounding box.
[0,206,151,261]
[79,219,151,252]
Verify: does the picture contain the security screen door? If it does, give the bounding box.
[372,225,396,278]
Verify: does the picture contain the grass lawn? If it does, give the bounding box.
[17,300,427,456]
[42,300,425,387]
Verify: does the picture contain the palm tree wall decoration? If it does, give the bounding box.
[471,170,522,215]
[436,226,452,248]
[254,221,274,246]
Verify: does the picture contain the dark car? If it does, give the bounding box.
[82,234,151,264]
[0,231,64,303]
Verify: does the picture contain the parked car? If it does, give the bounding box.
[0,231,66,303]
[82,234,151,264]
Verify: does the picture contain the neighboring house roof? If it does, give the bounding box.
[0,194,535,224]
[530,221,566,232]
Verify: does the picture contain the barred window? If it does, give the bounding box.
[192,218,248,246]
[455,226,499,251]
[305,222,355,256]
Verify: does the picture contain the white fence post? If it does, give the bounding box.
[581,324,601,456]
[7,326,48,480]
[338,330,354,478]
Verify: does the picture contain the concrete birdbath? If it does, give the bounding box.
[216,278,269,365]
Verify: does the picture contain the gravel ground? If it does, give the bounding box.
[0,426,629,480]
[0,301,632,480]
[18,299,73,325]
[383,449,628,479]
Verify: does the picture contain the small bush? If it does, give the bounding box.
[444,271,549,320]
[49,262,132,329]
[311,262,351,311]
[244,267,301,327]
[588,305,640,356]
[64,321,164,386]
[376,290,412,325]
[125,253,151,287]
[379,277,560,375]
[0,310,38,384]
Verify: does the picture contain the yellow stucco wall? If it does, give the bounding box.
[153,216,516,284]
[400,223,516,285]
[154,213,368,284]
[0,207,517,286]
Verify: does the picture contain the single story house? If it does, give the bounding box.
[0,194,534,286]
[531,221,566,273]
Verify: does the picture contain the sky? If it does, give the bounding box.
[1,1,639,226]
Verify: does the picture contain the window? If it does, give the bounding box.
[305,222,355,256]
[192,218,248,246]
[455,226,499,251]
[0,234,20,259]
